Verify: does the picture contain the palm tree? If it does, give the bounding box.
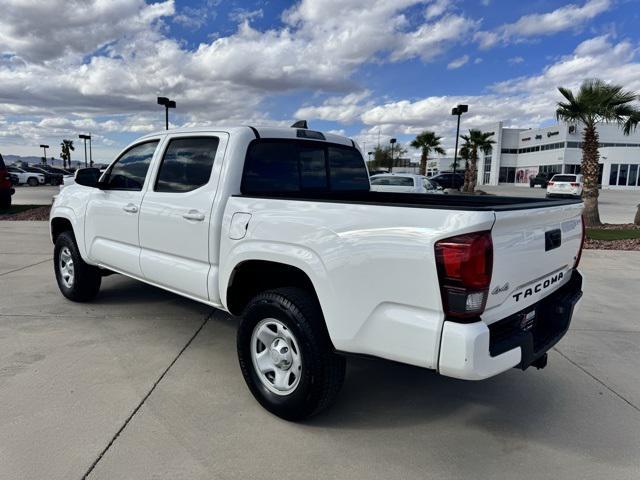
[410,131,445,176]
[60,140,74,170]
[461,130,494,193]
[556,79,640,226]
[458,137,471,187]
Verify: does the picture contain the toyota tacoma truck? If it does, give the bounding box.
[50,125,584,420]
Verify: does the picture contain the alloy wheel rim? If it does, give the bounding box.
[250,318,302,396]
[59,246,75,288]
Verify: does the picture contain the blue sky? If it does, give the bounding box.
[1,0,639,162]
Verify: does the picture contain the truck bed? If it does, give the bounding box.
[235,191,582,211]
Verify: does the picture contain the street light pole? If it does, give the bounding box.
[89,133,93,167]
[157,97,176,130]
[79,134,91,168]
[451,104,468,175]
[389,138,397,173]
[39,144,49,165]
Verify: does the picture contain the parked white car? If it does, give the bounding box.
[370,173,444,194]
[547,174,584,197]
[50,125,585,420]
[7,166,45,186]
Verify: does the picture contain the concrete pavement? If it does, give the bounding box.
[1,221,639,479]
[10,185,59,205]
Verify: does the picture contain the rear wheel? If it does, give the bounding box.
[237,287,345,421]
[27,177,39,186]
[54,231,101,301]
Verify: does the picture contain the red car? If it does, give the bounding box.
[0,154,15,209]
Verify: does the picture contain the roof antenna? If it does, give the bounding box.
[291,120,308,129]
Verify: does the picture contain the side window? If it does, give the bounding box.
[105,141,158,191]
[327,146,369,191]
[155,137,220,193]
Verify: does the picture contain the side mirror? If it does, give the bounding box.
[74,168,101,188]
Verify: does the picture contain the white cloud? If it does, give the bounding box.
[0,0,174,62]
[229,8,264,24]
[475,0,611,49]
[447,55,469,69]
[508,56,524,65]
[390,14,478,62]
[174,6,214,29]
[295,90,373,123]
[425,0,451,19]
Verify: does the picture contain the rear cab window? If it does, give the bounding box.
[241,139,369,194]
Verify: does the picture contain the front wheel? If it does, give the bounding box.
[54,231,102,301]
[237,288,346,421]
[27,177,39,186]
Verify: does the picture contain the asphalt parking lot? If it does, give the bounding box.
[1,221,640,479]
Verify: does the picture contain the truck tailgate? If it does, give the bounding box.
[483,202,583,324]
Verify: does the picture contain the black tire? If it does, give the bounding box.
[54,231,101,302]
[0,193,10,210]
[27,177,39,186]
[237,287,346,421]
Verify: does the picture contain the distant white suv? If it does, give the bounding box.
[7,166,45,186]
[546,174,583,198]
[370,173,443,194]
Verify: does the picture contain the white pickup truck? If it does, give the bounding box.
[50,125,584,420]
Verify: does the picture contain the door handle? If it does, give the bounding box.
[122,203,138,213]
[182,210,205,222]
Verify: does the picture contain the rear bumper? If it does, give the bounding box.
[438,270,583,380]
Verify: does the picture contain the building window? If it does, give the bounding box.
[539,164,562,174]
[501,148,518,154]
[609,164,619,185]
[609,163,640,186]
[618,164,629,186]
[564,164,581,174]
[629,164,638,186]
[483,155,492,184]
[499,167,516,183]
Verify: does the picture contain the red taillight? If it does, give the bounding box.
[547,181,554,186]
[435,231,493,320]
[574,215,585,268]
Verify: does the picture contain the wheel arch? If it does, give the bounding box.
[50,216,75,243]
[225,260,323,317]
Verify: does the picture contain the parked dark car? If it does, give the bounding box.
[429,172,465,190]
[0,154,16,210]
[23,165,64,185]
[529,172,552,188]
[37,164,72,176]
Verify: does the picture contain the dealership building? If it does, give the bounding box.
[475,121,640,189]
